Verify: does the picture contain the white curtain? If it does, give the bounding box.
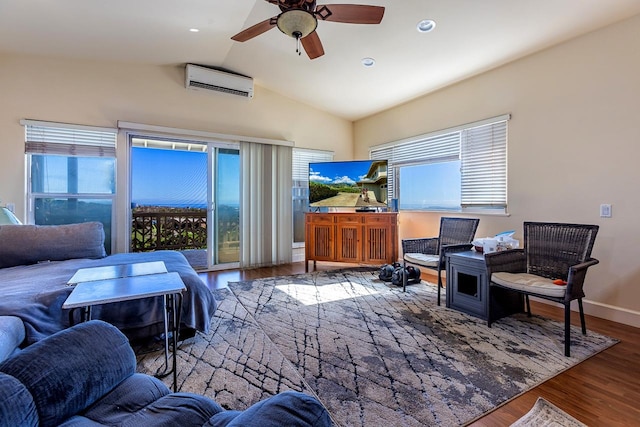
[240,141,293,268]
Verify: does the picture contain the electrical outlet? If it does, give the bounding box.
[600,204,612,218]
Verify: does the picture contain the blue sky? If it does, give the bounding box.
[130,150,460,210]
[131,147,239,207]
[399,161,461,209]
[309,160,374,185]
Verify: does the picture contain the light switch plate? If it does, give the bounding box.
[600,204,612,218]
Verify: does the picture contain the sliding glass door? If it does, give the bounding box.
[212,148,240,265]
[130,136,239,270]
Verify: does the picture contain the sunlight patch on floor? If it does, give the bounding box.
[275,282,379,305]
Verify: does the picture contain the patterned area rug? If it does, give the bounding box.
[136,268,617,426]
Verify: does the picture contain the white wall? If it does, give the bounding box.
[354,14,640,326]
[0,54,353,248]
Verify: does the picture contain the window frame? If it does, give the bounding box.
[22,120,117,252]
[397,158,462,211]
[370,114,510,214]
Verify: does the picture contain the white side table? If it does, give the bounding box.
[63,268,185,391]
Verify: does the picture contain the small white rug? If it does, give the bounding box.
[511,397,586,426]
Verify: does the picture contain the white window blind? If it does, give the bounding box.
[461,120,507,208]
[370,114,509,211]
[22,120,117,157]
[292,148,333,181]
[241,142,293,267]
[389,132,460,165]
[292,148,334,244]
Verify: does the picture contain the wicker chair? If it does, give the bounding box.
[402,217,480,305]
[484,222,599,357]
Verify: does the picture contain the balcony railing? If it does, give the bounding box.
[131,209,207,252]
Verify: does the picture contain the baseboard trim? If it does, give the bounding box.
[531,297,640,329]
[581,299,640,329]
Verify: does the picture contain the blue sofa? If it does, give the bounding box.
[0,320,332,427]
[0,222,217,344]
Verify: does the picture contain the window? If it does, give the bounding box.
[22,120,117,253]
[292,148,333,244]
[371,114,509,213]
[399,161,461,210]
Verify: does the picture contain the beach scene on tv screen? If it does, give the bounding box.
[309,160,388,208]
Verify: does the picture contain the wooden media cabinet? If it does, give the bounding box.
[305,212,398,272]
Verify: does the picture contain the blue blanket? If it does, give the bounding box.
[0,251,216,345]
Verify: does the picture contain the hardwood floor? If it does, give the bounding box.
[198,263,640,426]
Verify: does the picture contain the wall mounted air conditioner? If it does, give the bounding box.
[185,64,254,98]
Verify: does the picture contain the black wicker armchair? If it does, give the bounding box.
[485,222,599,357]
[402,217,480,305]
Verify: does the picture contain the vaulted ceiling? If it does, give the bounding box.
[1,0,639,120]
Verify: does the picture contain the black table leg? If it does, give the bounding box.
[155,292,182,393]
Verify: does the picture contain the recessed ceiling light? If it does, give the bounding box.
[189,28,200,33]
[361,57,376,67]
[417,19,436,33]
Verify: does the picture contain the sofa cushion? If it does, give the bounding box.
[0,320,135,427]
[206,391,333,427]
[69,392,223,427]
[0,372,38,427]
[404,253,439,267]
[71,374,171,425]
[0,316,26,363]
[59,374,223,426]
[0,222,106,268]
[492,272,567,298]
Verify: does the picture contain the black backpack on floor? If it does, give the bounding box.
[391,265,421,286]
[378,262,401,282]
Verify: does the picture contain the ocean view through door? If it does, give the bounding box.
[130,137,239,270]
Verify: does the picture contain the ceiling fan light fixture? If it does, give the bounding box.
[230,3,385,60]
[417,19,436,33]
[276,10,318,39]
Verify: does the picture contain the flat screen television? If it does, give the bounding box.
[308,159,388,210]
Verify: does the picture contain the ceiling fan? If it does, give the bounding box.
[231,0,385,60]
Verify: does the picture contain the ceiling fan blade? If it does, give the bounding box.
[301,31,325,59]
[231,17,277,42]
[267,0,313,8]
[316,4,384,24]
